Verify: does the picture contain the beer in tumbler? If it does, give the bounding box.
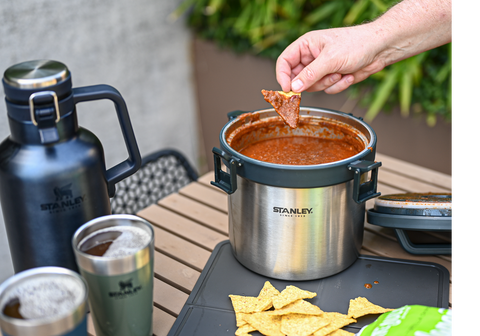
[72,214,154,336]
[0,266,88,336]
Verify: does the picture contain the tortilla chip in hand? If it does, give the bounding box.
[262,89,301,128]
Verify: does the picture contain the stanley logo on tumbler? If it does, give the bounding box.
[109,278,142,299]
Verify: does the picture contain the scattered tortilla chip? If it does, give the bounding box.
[325,329,355,335]
[268,299,323,316]
[258,281,281,300]
[229,295,273,313]
[230,294,273,327]
[230,285,388,336]
[261,89,301,128]
[243,312,285,336]
[231,281,280,326]
[313,312,357,336]
[281,313,330,336]
[235,323,257,336]
[234,312,248,327]
[273,285,317,309]
[347,297,394,319]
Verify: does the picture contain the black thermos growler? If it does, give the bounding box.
[0,60,141,273]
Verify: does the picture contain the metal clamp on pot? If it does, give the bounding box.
[213,148,382,203]
[212,147,239,194]
[211,107,382,281]
[348,160,382,204]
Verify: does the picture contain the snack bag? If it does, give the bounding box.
[356,305,451,336]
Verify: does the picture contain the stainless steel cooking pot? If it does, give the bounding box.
[212,107,381,280]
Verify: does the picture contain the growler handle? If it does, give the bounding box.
[72,84,141,197]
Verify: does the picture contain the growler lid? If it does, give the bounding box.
[3,60,70,89]
[2,60,73,103]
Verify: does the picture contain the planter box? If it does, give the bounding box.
[192,38,451,175]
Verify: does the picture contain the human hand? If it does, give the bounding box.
[276,24,390,94]
[276,0,451,95]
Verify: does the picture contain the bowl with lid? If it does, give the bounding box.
[212,107,382,280]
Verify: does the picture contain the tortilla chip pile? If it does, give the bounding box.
[229,281,393,336]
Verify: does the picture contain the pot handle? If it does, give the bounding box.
[211,147,239,194]
[348,160,382,204]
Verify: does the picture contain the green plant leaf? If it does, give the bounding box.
[305,2,340,25]
[370,0,388,13]
[344,0,370,25]
[364,65,400,122]
[399,69,412,117]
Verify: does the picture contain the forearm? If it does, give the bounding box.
[369,0,451,65]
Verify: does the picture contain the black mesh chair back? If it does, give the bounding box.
[110,149,198,214]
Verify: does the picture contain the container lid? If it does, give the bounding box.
[374,192,451,217]
[3,60,70,89]
[367,192,452,231]
[2,60,73,104]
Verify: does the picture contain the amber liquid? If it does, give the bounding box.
[2,297,24,319]
[79,230,123,256]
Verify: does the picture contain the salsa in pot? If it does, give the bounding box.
[227,112,367,165]
[239,135,364,165]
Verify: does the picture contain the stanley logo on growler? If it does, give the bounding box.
[40,184,86,213]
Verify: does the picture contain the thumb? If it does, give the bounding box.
[291,57,332,92]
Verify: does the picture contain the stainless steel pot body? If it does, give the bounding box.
[213,107,381,280]
[229,176,365,280]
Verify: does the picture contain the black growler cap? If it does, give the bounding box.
[3,59,72,103]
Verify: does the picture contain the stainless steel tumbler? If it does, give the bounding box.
[72,214,155,336]
[0,267,88,336]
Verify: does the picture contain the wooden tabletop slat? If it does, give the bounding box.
[154,251,201,293]
[197,171,217,188]
[377,169,451,193]
[148,224,210,271]
[152,307,177,336]
[179,181,229,213]
[158,193,229,235]
[376,153,451,189]
[153,278,189,317]
[139,204,228,251]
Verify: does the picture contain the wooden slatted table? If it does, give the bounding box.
[87,153,452,336]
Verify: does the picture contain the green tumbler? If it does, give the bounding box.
[72,214,154,336]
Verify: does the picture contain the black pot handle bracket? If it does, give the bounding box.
[211,147,240,194]
[348,160,382,204]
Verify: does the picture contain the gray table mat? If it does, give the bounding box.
[168,240,450,336]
